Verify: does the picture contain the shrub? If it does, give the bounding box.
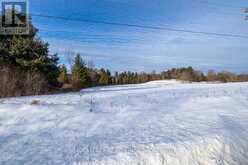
[0,66,47,98]
[30,100,40,105]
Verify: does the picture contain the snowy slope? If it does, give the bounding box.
[0,80,248,165]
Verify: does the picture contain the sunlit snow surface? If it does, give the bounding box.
[0,80,248,165]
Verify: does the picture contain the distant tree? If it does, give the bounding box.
[106,69,112,84]
[237,74,248,82]
[58,65,69,84]
[138,72,149,83]
[71,54,91,89]
[161,67,206,82]
[207,70,217,82]
[88,69,100,86]
[217,71,237,83]
[99,69,109,86]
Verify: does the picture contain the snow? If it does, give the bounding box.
[0,80,248,165]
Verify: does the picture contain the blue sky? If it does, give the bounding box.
[30,0,248,73]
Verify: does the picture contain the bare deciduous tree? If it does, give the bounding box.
[64,49,77,71]
[87,60,95,69]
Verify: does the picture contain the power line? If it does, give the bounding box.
[31,13,248,39]
[40,31,139,45]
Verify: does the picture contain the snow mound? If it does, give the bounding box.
[0,81,248,165]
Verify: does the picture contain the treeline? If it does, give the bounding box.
[58,55,163,90]
[1,16,248,98]
[162,67,248,83]
[58,56,248,91]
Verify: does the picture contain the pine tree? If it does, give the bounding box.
[99,69,109,86]
[0,20,60,87]
[71,54,91,89]
[106,69,112,84]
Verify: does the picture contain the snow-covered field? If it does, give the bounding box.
[0,80,248,165]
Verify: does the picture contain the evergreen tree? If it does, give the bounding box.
[99,69,109,86]
[0,14,60,98]
[71,54,91,89]
[106,69,112,84]
[0,20,60,87]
